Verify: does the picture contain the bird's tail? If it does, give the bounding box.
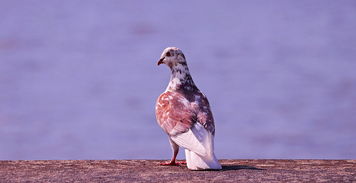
[185,149,221,170]
[171,122,222,170]
[184,130,222,170]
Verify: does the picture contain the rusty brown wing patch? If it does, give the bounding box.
[155,91,195,136]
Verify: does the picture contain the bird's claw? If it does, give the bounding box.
[177,161,186,165]
[160,161,186,166]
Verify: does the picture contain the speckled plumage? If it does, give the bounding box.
[155,47,221,170]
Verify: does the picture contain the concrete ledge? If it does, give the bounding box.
[0,160,355,182]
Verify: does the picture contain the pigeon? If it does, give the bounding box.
[155,47,222,170]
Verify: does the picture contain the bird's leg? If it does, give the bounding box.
[160,138,185,166]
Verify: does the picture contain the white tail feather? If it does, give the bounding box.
[185,149,221,170]
[171,123,222,170]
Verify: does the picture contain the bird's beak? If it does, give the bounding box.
[157,57,165,66]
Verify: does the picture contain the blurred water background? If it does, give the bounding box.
[1,0,356,160]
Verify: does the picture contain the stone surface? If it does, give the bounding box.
[0,160,355,182]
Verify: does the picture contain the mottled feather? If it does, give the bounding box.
[156,90,215,136]
[155,47,221,170]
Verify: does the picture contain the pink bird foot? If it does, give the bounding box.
[160,161,186,166]
[177,161,186,165]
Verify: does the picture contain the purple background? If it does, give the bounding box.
[1,1,356,160]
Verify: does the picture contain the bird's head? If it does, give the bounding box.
[157,47,186,68]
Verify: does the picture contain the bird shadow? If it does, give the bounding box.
[221,165,265,171]
[192,165,265,171]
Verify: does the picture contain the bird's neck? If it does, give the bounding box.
[166,63,197,92]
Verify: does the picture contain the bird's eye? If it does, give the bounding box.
[166,52,171,57]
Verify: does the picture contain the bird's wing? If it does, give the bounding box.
[155,91,195,136]
[192,92,216,135]
[156,91,216,157]
[170,122,213,157]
